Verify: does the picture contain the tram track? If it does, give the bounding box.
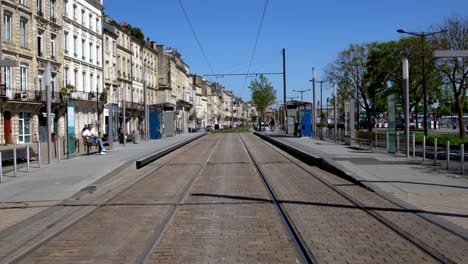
[243,133,459,264]
[2,134,213,264]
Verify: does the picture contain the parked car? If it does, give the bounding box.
[205,125,213,131]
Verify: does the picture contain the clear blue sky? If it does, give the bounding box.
[104,0,467,103]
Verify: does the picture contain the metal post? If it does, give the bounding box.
[122,85,126,146]
[0,152,3,183]
[446,141,450,169]
[434,138,438,166]
[423,136,426,161]
[57,136,61,161]
[396,132,400,155]
[386,132,389,152]
[282,48,287,134]
[143,66,148,141]
[13,148,17,177]
[338,128,341,143]
[312,68,316,138]
[46,63,52,164]
[403,58,410,158]
[37,141,41,168]
[26,146,30,172]
[334,84,337,142]
[421,35,428,137]
[375,133,378,150]
[412,133,416,158]
[461,144,464,175]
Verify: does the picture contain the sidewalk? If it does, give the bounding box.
[0,133,205,231]
[260,132,468,237]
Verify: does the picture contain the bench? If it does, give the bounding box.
[1,146,37,162]
[82,137,99,155]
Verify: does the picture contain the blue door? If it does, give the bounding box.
[149,110,161,139]
[300,109,312,137]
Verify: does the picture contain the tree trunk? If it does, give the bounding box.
[367,109,373,132]
[457,103,465,138]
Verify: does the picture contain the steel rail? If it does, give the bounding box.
[7,135,209,264]
[255,135,453,264]
[238,134,315,264]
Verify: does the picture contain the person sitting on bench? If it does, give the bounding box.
[82,124,106,155]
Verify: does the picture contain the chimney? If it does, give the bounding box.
[151,41,157,49]
[146,37,150,45]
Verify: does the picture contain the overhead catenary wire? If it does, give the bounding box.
[177,0,215,74]
[243,0,269,89]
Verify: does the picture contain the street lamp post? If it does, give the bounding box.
[340,62,360,130]
[397,28,447,137]
[292,89,311,101]
[316,80,327,124]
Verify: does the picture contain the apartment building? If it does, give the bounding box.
[62,0,104,137]
[0,0,64,145]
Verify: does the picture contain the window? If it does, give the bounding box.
[81,10,85,25]
[63,0,68,16]
[82,72,86,92]
[20,64,28,92]
[96,18,99,33]
[89,42,93,62]
[74,69,78,88]
[64,31,69,54]
[89,14,92,29]
[20,0,28,6]
[73,5,77,21]
[3,12,11,43]
[51,34,56,59]
[19,112,32,144]
[2,67,12,94]
[82,39,86,60]
[97,75,100,93]
[20,18,27,48]
[50,0,56,21]
[73,35,77,56]
[90,74,93,93]
[96,45,100,65]
[105,37,109,52]
[37,30,44,57]
[64,68,69,86]
[37,0,43,16]
[37,70,44,91]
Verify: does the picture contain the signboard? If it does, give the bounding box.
[388,94,396,154]
[300,109,311,137]
[67,100,76,158]
[433,50,468,58]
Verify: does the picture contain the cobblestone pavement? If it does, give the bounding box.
[2,133,467,263]
[147,134,300,263]
[0,200,59,231]
[242,133,467,264]
[3,136,219,263]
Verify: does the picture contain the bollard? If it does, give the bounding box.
[338,128,341,143]
[386,132,389,152]
[461,144,465,175]
[434,138,438,166]
[412,133,416,158]
[57,136,61,161]
[375,133,378,150]
[0,152,2,183]
[26,146,30,173]
[396,132,400,155]
[446,141,450,170]
[423,136,426,161]
[37,141,41,168]
[13,148,17,177]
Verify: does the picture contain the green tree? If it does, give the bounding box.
[431,15,468,137]
[249,74,276,125]
[127,24,145,43]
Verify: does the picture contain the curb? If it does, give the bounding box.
[136,133,207,169]
[254,131,468,241]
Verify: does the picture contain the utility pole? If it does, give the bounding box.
[282,48,287,133]
[312,68,316,138]
[316,80,327,125]
[292,89,311,101]
[122,84,126,146]
[334,83,338,142]
[143,66,148,140]
[45,63,52,164]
